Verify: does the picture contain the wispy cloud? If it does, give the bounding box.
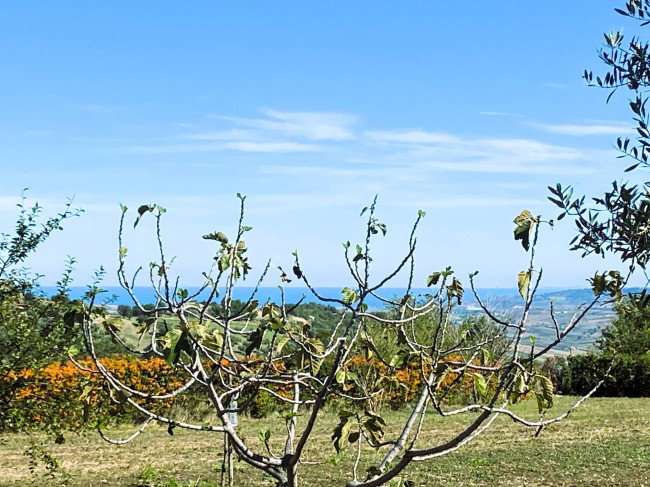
[128,141,324,153]
[76,104,123,114]
[392,195,547,208]
[122,115,596,174]
[419,160,592,175]
[544,82,568,89]
[365,130,459,144]
[127,109,355,153]
[223,141,324,152]
[185,129,258,141]
[362,129,588,174]
[212,109,357,141]
[480,138,582,161]
[535,122,632,136]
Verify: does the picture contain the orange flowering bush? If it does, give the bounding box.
[2,350,502,433]
[2,355,195,431]
[339,354,501,411]
[2,354,302,431]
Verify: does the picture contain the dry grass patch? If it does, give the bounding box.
[1,397,649,486]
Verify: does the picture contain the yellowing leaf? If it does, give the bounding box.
[513,209,537,251]
[518,270,531,300]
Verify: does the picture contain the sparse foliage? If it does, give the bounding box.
[0,192,82,435]
[76,195,612,487]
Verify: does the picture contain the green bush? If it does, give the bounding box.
[567,352,650,397]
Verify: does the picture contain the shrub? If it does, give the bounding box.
[568,352,650,397]
[2,356,191,431]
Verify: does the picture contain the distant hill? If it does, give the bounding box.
[454,287,634,353]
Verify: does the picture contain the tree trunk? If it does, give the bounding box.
[282,464,298,487]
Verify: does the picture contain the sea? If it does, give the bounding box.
[36,285,567,308]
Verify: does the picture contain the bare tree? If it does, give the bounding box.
[75,196,616,487]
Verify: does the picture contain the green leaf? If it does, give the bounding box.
[532,375,554,413]
[203,231,229,244]
[513,210,535,251]
[590,272,605,296]
[245,325,267,356]
[332,417,353,452]
[473,373,488,401]
[336,369,347,385]
[479,348,493,365]
[362,416,385,444]
[389,350,408,369]
[426,272,441,287]
[160,328,189,365]
[517,270,531,300]
[509,370,529,404]
[446,277,464,305]
[134,204,154,229]
[275,334,290,354]
[417,209,426,218]
[269,317,285,331]
[341,287,359,304]
[218,253,230,272]
[258,429,271,442]
[364,408,386,425]
[204,329,224,349]
[119,246,128,259]
[328,454,342,466]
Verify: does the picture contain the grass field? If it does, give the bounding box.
[1,397,648,486]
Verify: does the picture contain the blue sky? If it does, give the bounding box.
[0,1,643,289]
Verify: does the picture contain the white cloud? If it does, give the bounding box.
[480,138,583,161]
[213,109,357,141]
[185,129,258,141]
[535,123,632,136]
[420,160,593,175]
[393,196,547,208]
[127,141,323,153]
[362,129,589,174]
[223,141,324,152]
[365,130,459,144]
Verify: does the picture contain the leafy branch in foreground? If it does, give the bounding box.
[75,199,615,487]
[0,192,83,437]
[556,2,650,285]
